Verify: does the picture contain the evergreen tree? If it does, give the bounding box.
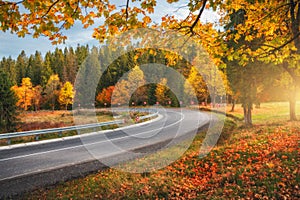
[26,51,43,86]
[41,52,54,87]
[75,44,89,67]
[15,50,28,85]
[32,51,43,85]
[0,70,18,133]
[52,48,64,80]
[63,47,78,83]
[75,47,101,107]
[0,56,16,84]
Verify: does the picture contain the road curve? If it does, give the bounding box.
[0,108,210,197]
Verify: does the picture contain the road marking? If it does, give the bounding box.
[0,111,186,162]
[0,113,163,151]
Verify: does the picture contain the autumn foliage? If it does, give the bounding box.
[12,77,34,111]
[96,86,114,106]
[26,118,300,199]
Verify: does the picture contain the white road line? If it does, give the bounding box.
[0,113,163,151]
[0,111,185,162]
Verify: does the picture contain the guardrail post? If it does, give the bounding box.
[7,139,11,145]
[58,131,62,137]
[35,135,39,141]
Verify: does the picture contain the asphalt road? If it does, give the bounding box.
[0,108,210,197]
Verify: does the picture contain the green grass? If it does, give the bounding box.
[228,101,300,124]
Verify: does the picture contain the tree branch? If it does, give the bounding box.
[0,0,24,6]
[42,0,60,19]
[190,0,207,34]
[125,0,130,22]
[58,0,80,32]
[256,31,300,59]
[282,61,300,83]
[257,2,292,23]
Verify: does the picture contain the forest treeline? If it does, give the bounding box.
[0,44,228,112]
[1,43,293,112]
[0,42,295,134]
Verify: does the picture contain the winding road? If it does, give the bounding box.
[0,108,211,197]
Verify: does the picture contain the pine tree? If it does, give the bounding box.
[32,51,43,85]
[75,47,101,108]
[52,48,64,80]
[41,52,54,87]
[0,56,16,85]
[63,47,78,83]
[15,50,28,85]
[0,70,18,133]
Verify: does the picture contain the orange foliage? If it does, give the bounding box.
[96,86,114,106]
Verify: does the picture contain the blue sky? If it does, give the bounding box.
[0,2,219,58]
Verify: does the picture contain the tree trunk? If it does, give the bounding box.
[289,98,297,121]
[230,99,235,112]
[243,104,252,127]
[255,102,260,109]
[287,85,297,121]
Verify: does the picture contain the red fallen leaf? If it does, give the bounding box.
[278,182,286,188]
[204,163,209,169]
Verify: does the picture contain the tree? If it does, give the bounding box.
[218,0,300,121]
[75,44,89,67]
[32,85,42,111]
[0,70,18,133]
[155,78,169,105]
[44,74,61,111]
[2,0,299,125]
[184,66,208,105]
[111,80,130,105]
[0,56,16,85]
[15,50,28,85]
[41,52,54,87]
[12,77,34,111]
[75,47,101,108]
[96,86,114,106]
[63,47,78,83]
[127,65,147,104]
[58,81,75,110]
[51,48,65,80]
[32,51,44,85]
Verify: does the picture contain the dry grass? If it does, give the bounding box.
[18,110,114,131]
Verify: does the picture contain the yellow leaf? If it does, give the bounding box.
[143,16,151,24]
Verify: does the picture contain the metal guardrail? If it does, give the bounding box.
[0,109,159,144]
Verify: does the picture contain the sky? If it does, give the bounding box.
[0,1,220,59]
